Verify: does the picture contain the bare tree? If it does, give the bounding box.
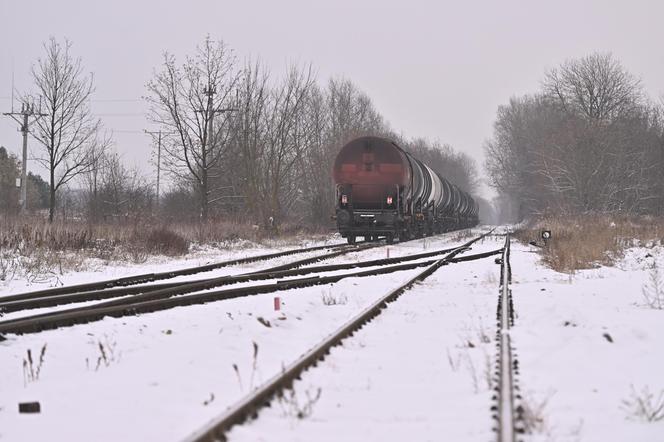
[81,142,108,223]
[541,57,656,214]
[224,73,390,227]
[30,37,109,222]
[407,138,480,195]
[99,152,152,221]
[297,84,332,225]
[261,64,315,225]
[299,78,388,225]
[487,53,664,219]
[327,77,385,145]
[543,52,642,121]
[146,36,240,221]
[228,60,270,220]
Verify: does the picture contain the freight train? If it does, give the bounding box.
[333,136,479,244]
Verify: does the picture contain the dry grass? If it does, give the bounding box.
[0,217,331,252]
[622,385,664,422]
[514,215,664,272]
[0,216,191,274]
[642,261,664,309]
[519,392,552,434]
[23,344,47,385]
[321,291,348,306]
[0,215,332,280]
[182,219,332,245]
[277,387,323,419]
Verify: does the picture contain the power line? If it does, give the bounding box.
[94,113,146,117]
[2,97,144,102]
[2,97,143,103]
[91,99,143,103]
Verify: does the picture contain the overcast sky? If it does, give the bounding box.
[1,0,663,198]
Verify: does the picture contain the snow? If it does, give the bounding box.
[1,229,663,441]
[226,237,500,442]
[510,241,664,441]
[0,232,476,441]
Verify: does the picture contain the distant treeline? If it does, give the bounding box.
[1,36,481,228]
[0,147,49,214]
[486,53,664,221]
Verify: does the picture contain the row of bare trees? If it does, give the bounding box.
[144,38,386,226]
[3,36,480,228]
[80,151,154,223]
[485,53,664,220]
[146,37,479,227]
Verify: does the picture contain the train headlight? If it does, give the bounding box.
[386,196,393,205]
[541,230,551,240]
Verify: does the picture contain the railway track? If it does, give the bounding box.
[0,244,376,313]
[0,237,499,315]
[183,232,494,442]
[0,242,500,337]
[0,229,473,311]
[492,233,524,441]
[0,241,365,304]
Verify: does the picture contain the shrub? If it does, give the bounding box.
[642,261,664,309]
[321,290,348,306]
[514,215,664,272]
[0,214,333,278]
[144,227,190,256]
[622,385,664,422]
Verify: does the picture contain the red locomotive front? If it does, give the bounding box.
[332,136,412,243]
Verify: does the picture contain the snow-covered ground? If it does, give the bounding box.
[1,229,663,441]
[227,235,500,442]
[511,244,664,441]
[0,231,478,441]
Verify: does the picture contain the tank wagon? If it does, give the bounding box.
[333,136,479,243]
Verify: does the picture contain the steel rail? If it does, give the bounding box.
[0,245,375,313]
[493,233,523,441]
[0,240,485,314]
[183,233,488,442]
[0,242,362,303]
[14,248,503,320]
[0,238,496,337]
[1,228,480,305]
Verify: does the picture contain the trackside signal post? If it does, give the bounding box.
[3,102,48,213]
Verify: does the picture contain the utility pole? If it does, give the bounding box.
[205,87,215,150]
[196,86,238,152]
[145,129,163,202]
[3,102,48,213]
[193,86,238,220]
